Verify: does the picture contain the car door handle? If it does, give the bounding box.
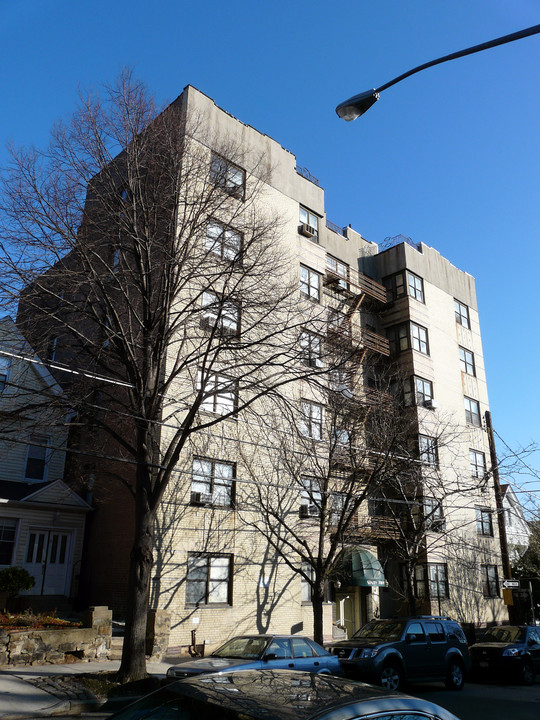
[314,661,319,666]
[288,663,294,668]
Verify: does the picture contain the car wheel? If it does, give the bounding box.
[379,662,403,691]
[445,659,465,690]
[521,660,535,685]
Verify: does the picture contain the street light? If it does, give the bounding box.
[336,24,540,121]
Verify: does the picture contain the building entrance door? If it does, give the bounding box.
[23,529,73,595]
[335,593,355,638]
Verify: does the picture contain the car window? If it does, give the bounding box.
[266,638,292,659]
[482,626,525,644]
[446,623,466,644]
[212,636,269,659]
[291,637,315,658]
[425,622,445,643]
[528,628,540,645]
[353,620,406,641]
[406,622,426,643]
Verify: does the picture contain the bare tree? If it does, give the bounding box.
[0,72,330,680]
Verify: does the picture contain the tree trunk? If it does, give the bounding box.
[312,585,325,645]
[117,497,155,682]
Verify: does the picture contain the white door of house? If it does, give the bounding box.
[23,529,73,595]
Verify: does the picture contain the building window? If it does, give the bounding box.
[476,507,494,536]
[46,337,57,362]
[454,299,470,329]
[0,518,17,565]
[299,331,323,368]
[407,272,424,303]
[419,434,438,466]
[387,322,429,355]
[300,265,320,302]
[481,564,499,597]
[459,347,476,376]
[201,291,240,336]
[0,356,10,393]
[301,560,314,602]
[424,498,445,532]
[383,272,405,300]
[299,206,319,240]
[205,219,242,262]
[326,255,349,289]
[413,563,448,599]
[300,476,322,517]
[406,376,433,406]
[300,400,324,440]
[210,154,245,199]
[24,435,50,481]
[464,396,481,427]
[185,553,233,605]
[470,450,486,479]
[191,458,235,507]
[198,371,238,416]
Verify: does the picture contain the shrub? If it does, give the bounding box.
[0,566,35,597]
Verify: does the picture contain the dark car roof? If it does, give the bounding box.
[140,669,459,720]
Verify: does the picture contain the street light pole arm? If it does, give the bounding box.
[337,23,540,121]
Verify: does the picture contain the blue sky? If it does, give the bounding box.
[1,0,539,507]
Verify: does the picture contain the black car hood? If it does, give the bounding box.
[471,641,518,651]
[329,639,380,650]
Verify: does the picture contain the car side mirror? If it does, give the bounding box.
[405,634,414,644]
[264,653,277,661]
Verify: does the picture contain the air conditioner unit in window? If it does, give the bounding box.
[191,491,213,505]
[424,399,439,410]
[299,223,316,238]
[309,358,324,368]
[300,503,319,518]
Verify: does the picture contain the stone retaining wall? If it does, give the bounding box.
[0,606,112,666]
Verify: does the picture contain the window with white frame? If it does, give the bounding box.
[387,322,429,355]
[0,356,10,393]
[326,255,349,289]
[424,498,445,532]
[300,265,320,302]
[299,206,319,239]
[454,299,470,329]
[299,331,323,368]
[419,434,438,466]
[411,322,429,354]
[476,507,494,536]
[301,560,314,602]
[201,290,240,336]
[464,396,481,427]
[24,435,50,481]
[191,458,235,507]
[185,553,233,605]
[0,518,17,565]
[470,450,486,479]
[383,271,424,303]
[481,564,499,597]
[210,154,245,199]
[300,476,322,516]
[407,272,425,303]
[205,219,242,262]
[198,371,238,416]
[299,400,324,440]
[406,375,433,406]
[459,346,476,376]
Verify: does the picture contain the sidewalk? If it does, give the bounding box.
[0,659,172,719]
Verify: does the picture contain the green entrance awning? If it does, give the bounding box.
[332,547,386,588]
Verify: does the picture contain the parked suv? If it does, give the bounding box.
[469,625,540,684]
[326,616,470,691]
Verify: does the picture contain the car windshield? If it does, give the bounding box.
[212,636,269,659]
[482,626,525,643]
[353,620,405,641]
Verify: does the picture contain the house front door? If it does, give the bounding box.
[23,529,73,595]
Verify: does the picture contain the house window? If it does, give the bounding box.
[0,518,17,565]
[424,498,445,532]
[476,507,494,536]
[198,371,238,416]
[205,219,242,262]
[46,337,57,362]
[0,356,10,392]
[419,434,438,466]
[185,553,233,605]
[383,272,406,300]
[464,396,481,427]
[327,308,351,338]
[470,450,486,479]
[201,291,240,336]
[454,299,470,329]
[299,331,323,368]
[300,400,324,440]
[300,476,322,516]
[459,347,476,376]
[413,563,448,598]
[406,376,433,406]
[407,272,424,303]
[299,206,319,240]
[191,458,235,507]
[300,265,320,302]
[481,564,499,597]
[326,255,349,289]
[387,322,429,355]
[301,560,314,602]
[24,435,50,481]
[210,154,245,199]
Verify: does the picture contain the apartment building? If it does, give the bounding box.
[16,85,506,649]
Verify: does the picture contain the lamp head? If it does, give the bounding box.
[336,89,380,121]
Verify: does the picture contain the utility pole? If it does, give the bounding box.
[485,410,516,623]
